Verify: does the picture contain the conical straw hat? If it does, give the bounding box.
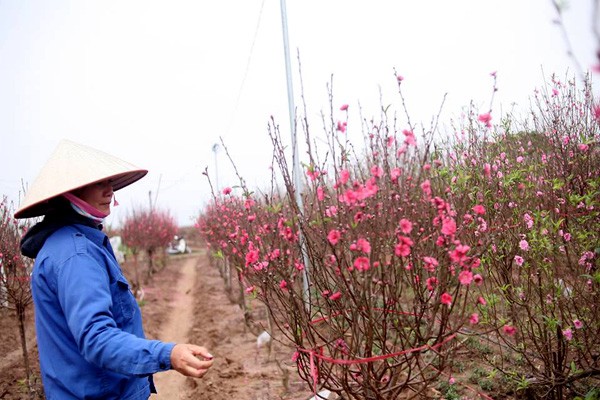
[14,139,148,219]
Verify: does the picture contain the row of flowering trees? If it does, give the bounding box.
[120,207,178,293]
[446,75,600,399]
[198,73,599,399]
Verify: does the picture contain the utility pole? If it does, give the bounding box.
[212,143,220,193]
[280,0,311,306]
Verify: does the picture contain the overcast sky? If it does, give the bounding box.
[0,1,597,227]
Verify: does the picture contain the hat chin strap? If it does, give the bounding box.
[63,193,108,223]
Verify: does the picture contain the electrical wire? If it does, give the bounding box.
[223,0,266,140]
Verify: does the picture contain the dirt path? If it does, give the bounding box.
[182,252,312,400]
[152,254,198,398]
[142,249,312,400]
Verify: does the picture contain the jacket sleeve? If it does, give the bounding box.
[55,252,176,376]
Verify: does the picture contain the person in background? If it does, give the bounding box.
[15,139,213,400]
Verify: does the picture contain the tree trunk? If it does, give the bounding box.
[16,303,33,399]
[237,269,250,330]
[225,257,231,294]
[146,249,155,281]
[132,252,142,299]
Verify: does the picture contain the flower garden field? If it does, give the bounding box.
[1,72,599,399]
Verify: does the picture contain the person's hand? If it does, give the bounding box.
[170,344,214,378]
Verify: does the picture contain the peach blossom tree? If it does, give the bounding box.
[0,197,36,397]
[121,207,178,288]
[199,81,492,398]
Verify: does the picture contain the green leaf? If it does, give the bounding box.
[213,250,224,259]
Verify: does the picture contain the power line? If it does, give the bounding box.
[223,0,266,139]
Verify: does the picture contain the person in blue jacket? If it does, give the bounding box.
[15,139,214,399]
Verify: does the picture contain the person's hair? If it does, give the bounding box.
[43,196,71,216]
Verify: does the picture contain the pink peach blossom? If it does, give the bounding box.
[317,186,324,201]
[395,236,414,257]
[440,292,452,306]
[441,217,457,236]
[426,277,438,291]
[244,198,255,210]
[402,129,416,146]
[470,313,479,325]
[459,270,473,285]
[326,206,337,217]
[423,256,439,272]
[353,211,364,224]
[593,104,600,124]
[478,112,492,128]
[436,235,445,246]
[306,167,321,181]
[463,213,473,224]
[503,325,517,336]
[245,249,259,266]
[397,145,407,157]
[354,257,371,271]
[329,291,342,301]
[449,244,470,264]
[356,238,371,254]
[390,167,402,182]
[339,169,350,185]
[484,163,491,177]
[519,240,529,251]
[328,229,341,245]
[514,255,524,266]
[371,165,383,178]
[472,204,486,215]
[399,218,413,234]
[524,213,534,229]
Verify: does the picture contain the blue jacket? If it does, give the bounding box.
[28,223,175,399]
